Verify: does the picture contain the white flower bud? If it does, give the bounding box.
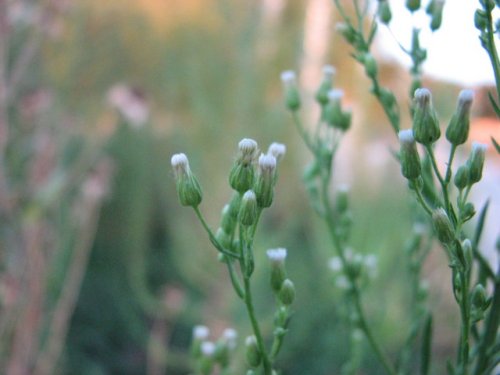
[266,248,287,263]
[193,325,210,340]
[267,142,286,161]
[201,341,216,357]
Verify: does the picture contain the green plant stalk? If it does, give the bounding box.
[243,275,273,375]
[484,7,500,106]
[424,145,451,213]
[457,271,471,374]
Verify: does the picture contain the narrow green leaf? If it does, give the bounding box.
[492,137,500,154]
[421,314,433,375]
[473,200,490,249]
[487,92,500,117]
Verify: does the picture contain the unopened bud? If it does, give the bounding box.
[336,185,350,213]
[228,193,242,219]
[427,0,444,31]
[216,228,232,249]
[245,336,262,368]
[412,88,441,145]
[461,202,476,222]
[398,129,422,180]
[446,90,474,146]
[467,142,487,184]
[432,208,455,246]
[336,23,357,44]
[254,154,277,208]
[229,139,258,193]
[454,165,470,189]
[220,205,236,234]
[239,190,258,226]
[461,239,473,271]
[315,65,336,105]
[471,284,487,309]
[200,341,216,375]
[474,9,488,31]
[325,89,352,131]
[267,248,287,293]
[279,279,296,305]
[171,153,203,207]
[406,0,421,12]
[362,53,378,79]
[377,0,392,24]
[281,70,301,111]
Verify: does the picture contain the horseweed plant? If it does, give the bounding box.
[171,140,293,375]
[279,1,499,374]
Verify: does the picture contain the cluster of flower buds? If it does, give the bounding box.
[191,325,238,375]
[470,283,492,322]
[328,249,378,290]
[266,248,295,306]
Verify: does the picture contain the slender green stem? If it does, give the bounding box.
[444,145,457,186]
[243,276,272,375]
[291,112,316,154]
[457,272,470,374]
[484,8,500,105]
[424,145,451,212]
[193,207,240,259]
[414,186,433,216]
[225,260,244,299]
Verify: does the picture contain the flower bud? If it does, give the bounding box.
[362,53,378,79]
[267,142,286,162]
[245,336,262,368]
[460,239,473,271]
[315,65,336,105]
[336,23,357,44]
[412,88,441,145]
[471,284,487,309]
[200,341,216,375]
[254,154,277,208]
[281,70,301,111]
[239,190,258,226]
[377,0,392,24]
[474,9,488,31]
[220,204,236,234]
[336,185,350,213]
[267,248,287,293]
[229,139,258,193]
[216,228,232,249]
[279,279,296,305]
[432,208,455,246]
[428,0,444,31]
[398,129,422,180]
[461,202,476,222]
[406,0,421,12]
[454,165,470,189]
[171,153,203,207]
[192,325,210,357]
[228,193,242,219]
[325,89,352,131]
[274,306,288,327]
[467,142,487,184]
[446,90,474,146]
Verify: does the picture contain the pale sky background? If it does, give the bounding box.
[377,0,499,87]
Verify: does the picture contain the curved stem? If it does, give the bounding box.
[193,207,240,259]
[424,145,451,212]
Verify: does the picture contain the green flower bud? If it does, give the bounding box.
[471,284,487,309]
[216,228,232,249]
[239,190,258,226]
[245,336,262,368]
[254,154,276,208]
[336,185,350,213]
[192,325,210,358]
[446,90,474,145]
[362,53,378,79]
[432,208,455,246]
[406,0,421,12]
[460,239,473,271]
[274,306,288,327]
[267,248,287,293]
[281,71,301,111]
[279,279,296,305]
[398,129,422,180]
[220,204,236,234]
[461,202,476,222]
[228,193,242,219]
[427,0,445,31]
[467,142,487,184]
[474,9,487,31]
[229,139,258,193]
[324,89,352,131]
[200,341,216,375]
[336,23,357,44]
[315,65,336,105]
[412,88,441,145]
[171,153,203,207]
[377,0,392,24]
[454,165,470,189]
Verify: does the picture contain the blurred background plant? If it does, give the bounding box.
[0,0,498,374]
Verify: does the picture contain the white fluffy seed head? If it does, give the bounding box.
[266,248,287,263]
[328,257,342,272]
[193,325,210,340]
[258,153,276,173]
[280,70,297,86]
[414,88,432,106]
[267,142,286,161]
[398,129,415,144]
[322,64,336,79]
[327,89,344,102]
[238,138,258,154]
[201,341,216,357]
[171,153,190,177]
